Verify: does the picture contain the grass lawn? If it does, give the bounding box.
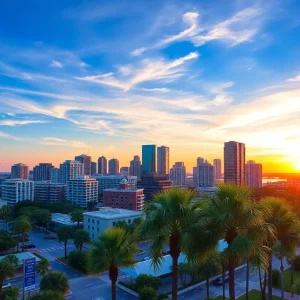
[272,267,300,293]
[214,290,282,300]
[33,252,47,260]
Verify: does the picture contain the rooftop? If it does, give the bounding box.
[52,213,79,226]
[103,188,144,193]
[0,252,40,267]
[84,207,143,219]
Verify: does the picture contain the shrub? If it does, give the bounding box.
[40,271,69,294]
[3,286,19,300]
[136,274,162,292]
[67,250,88,273]
[138,287,157,300]
[272,269,281,286]
[294,255,300,271]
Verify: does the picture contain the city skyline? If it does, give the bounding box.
[1,1,300,173]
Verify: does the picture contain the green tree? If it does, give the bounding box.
[57,225,73,258]
[0,260,14,300]
[115,221,129,231]
[2,286,19,300]
[73,229,90,251]
[40,271,69,294]
[3,254,18,268]
[0,231,17,254]
[135,274,162,292]
[0,206,11,231]
[67,250,88,273]
[34,209,52,231]
[141,188,199,300]
[138,286,157,300]
[27,290,65,300]
[36,259,50,276]
[13,216,32,251]
[89,227,137,300]
[70,209,83,228]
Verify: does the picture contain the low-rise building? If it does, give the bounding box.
[2,179,34,206]
[51,213,80,229]
[34,181,66,203]
[83,207,144,240]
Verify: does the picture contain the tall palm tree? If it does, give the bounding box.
[14,216,32,251]
[140,188,199,300]
[263,197,300,300]
[89,227,137,300]
[71,209,83,229]
[0,260,14,300]
[57,225,73,259]
[36,259,50,276]
[73,229,90,251]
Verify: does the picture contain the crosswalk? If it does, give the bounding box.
[39,244,75,253]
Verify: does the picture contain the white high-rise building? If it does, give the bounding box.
[213,159,222,181]
[59,160,84,184]
[193,161,215,187]
[2,179,34,206]
[67,176,98,208]
[170,162,186,187]
[245,160,262,188]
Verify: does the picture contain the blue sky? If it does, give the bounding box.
[1,0,300,172]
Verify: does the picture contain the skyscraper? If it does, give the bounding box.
[33,163,53,181]
[130,155,141,179]
[142,145,156,174]
[59,160,84,184]
[245,160,262,188]
[213,159,222,181]
[193,161,215,187]
[108,158,119,175]
[157,146,170,175]
[224,141,245,186]
[97,156,107,175]
[170,162,186,187]
[91,162,97,176]
[11,163,29,180]
[75,154,92,176]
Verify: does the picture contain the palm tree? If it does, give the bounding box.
[71,209,83,229]
[0,260,14,300]
[0,206,11,231]
[263,197,300,300]
[40,271,69,294]
[140,188,199,300]
[57,225,73,259]
[3,254,19,268]
[13,216,32,251]
[73,229,90,251]
[36,259,50,276]
[89,227,137,300]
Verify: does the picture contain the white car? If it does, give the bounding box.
[2,283,11,289]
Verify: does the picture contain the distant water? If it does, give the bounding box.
[262,177,287,184]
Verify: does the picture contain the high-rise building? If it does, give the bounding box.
[103,179,145,211]
[193,161,215,187]
[97,156,107,175]
[108,158,119,175]
[245,160,262,188]
[197,157,205,167]
[75,154,92,176]
[33,163,53,181]
[91,162,97,176]
[213,159,222,181]
[170,162,186,187]
[50,168,60,183]
[2,179,34,206]
[59,160,84,184]
[67,176,98,208]
[157,146,170,175]
[11,163,28,180]
[142,145,156,174]
[224,141,245,186]
[130,155,141,179]
[120,167,129,176]
[34,181,66,203]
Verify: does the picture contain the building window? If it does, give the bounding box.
[92,227,94,230]
[88,218,90,223]
[97,220,99,224]
[92,219,94,223]
[88,225,90,229]
[113,222,115,226]
[92,234,94,238]
[97,228,99,232]
[128,219,131,224]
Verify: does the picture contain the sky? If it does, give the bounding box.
[1,0,300,173]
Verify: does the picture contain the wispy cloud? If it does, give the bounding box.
[50,60,63,68]
[40,137,88,148]
[132,7,262,55]
[0,119,46,126]
[287,75,300,82]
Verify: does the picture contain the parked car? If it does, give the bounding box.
[44,235,57,240]
[20,243,36,249]
[212,275,229,285]
[2,283,11,290]
[163,249,170,255]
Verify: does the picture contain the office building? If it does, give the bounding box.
[91,162,97,176]
[138,174,172,201]
[130,155,141,179]
[224,141,246,186]
[120,167,129,176]
[103,179,145,211]
[157,146,170,175]
[142,145,156,174]
[93,175,138,194]
[11,163,28,180]
[2,179,34,206]
[245,160,262,188]
[75,154,92,176]
[83,207,144,240]
[213,159,222,181]
[67,176,98,208]
[108,158,119,175]
[97,156,107,175]
[50,168,60,183]
[197,157,205,167]
[170,162,186,187]
[33,163,53,181]
[34,181,66,203]
[59,160,84,184]
[193,161,215,187]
